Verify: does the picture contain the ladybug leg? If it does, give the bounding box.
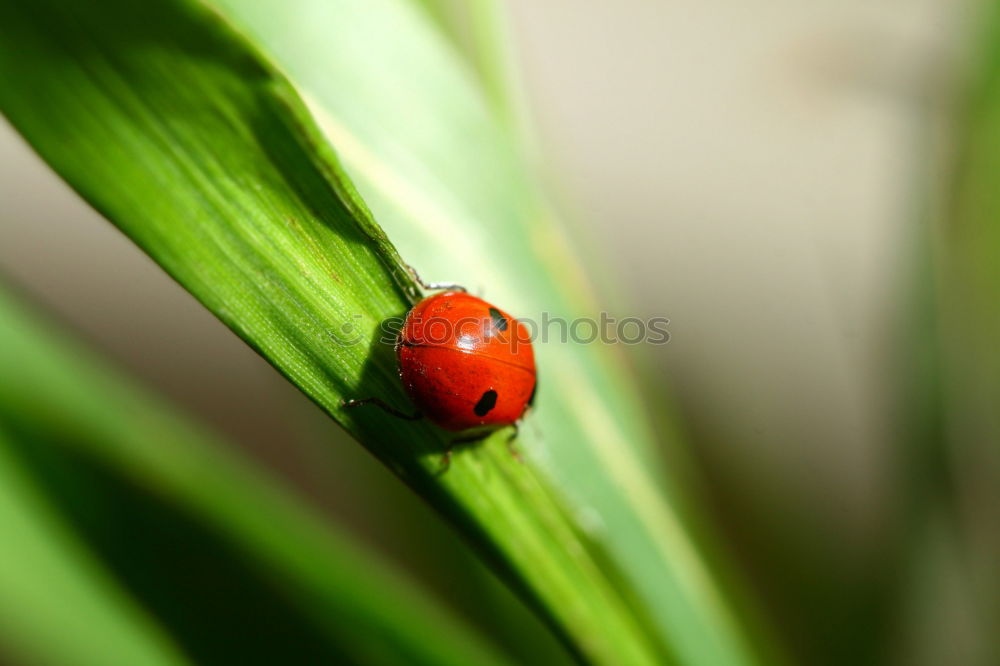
[437,447,453,475]
[406,264,466,293]
[438,440,475,474]
[342,398,422,420]
[506,423,523,463]
[437,431,490,474]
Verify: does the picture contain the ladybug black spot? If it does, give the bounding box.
[488,307,508,332]
[474,389,498,417]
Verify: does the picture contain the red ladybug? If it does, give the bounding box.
[345,288,536,436]
[398,291,536,431]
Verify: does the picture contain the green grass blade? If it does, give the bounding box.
[0,0,757,663]
[213,1,758,663]
[940,0,1000,444]
[0,285,512,666]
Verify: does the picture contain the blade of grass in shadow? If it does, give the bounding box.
[0,427,188,666]
[0,0,756,663]
[0,284,512,666]
[910,0,1000,657]
[881,1,1000,662]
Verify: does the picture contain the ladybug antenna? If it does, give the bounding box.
[405,264,467,294]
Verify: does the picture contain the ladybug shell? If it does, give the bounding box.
[397,291,536,432]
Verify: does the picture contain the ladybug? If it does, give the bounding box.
[397,290,536,431]
[344,280,536,445]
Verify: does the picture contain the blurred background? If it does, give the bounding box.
[1,0,990,663]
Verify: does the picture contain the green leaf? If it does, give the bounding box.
[0,0,759,663]
[0,285,511,666]
[214,1,761,662]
